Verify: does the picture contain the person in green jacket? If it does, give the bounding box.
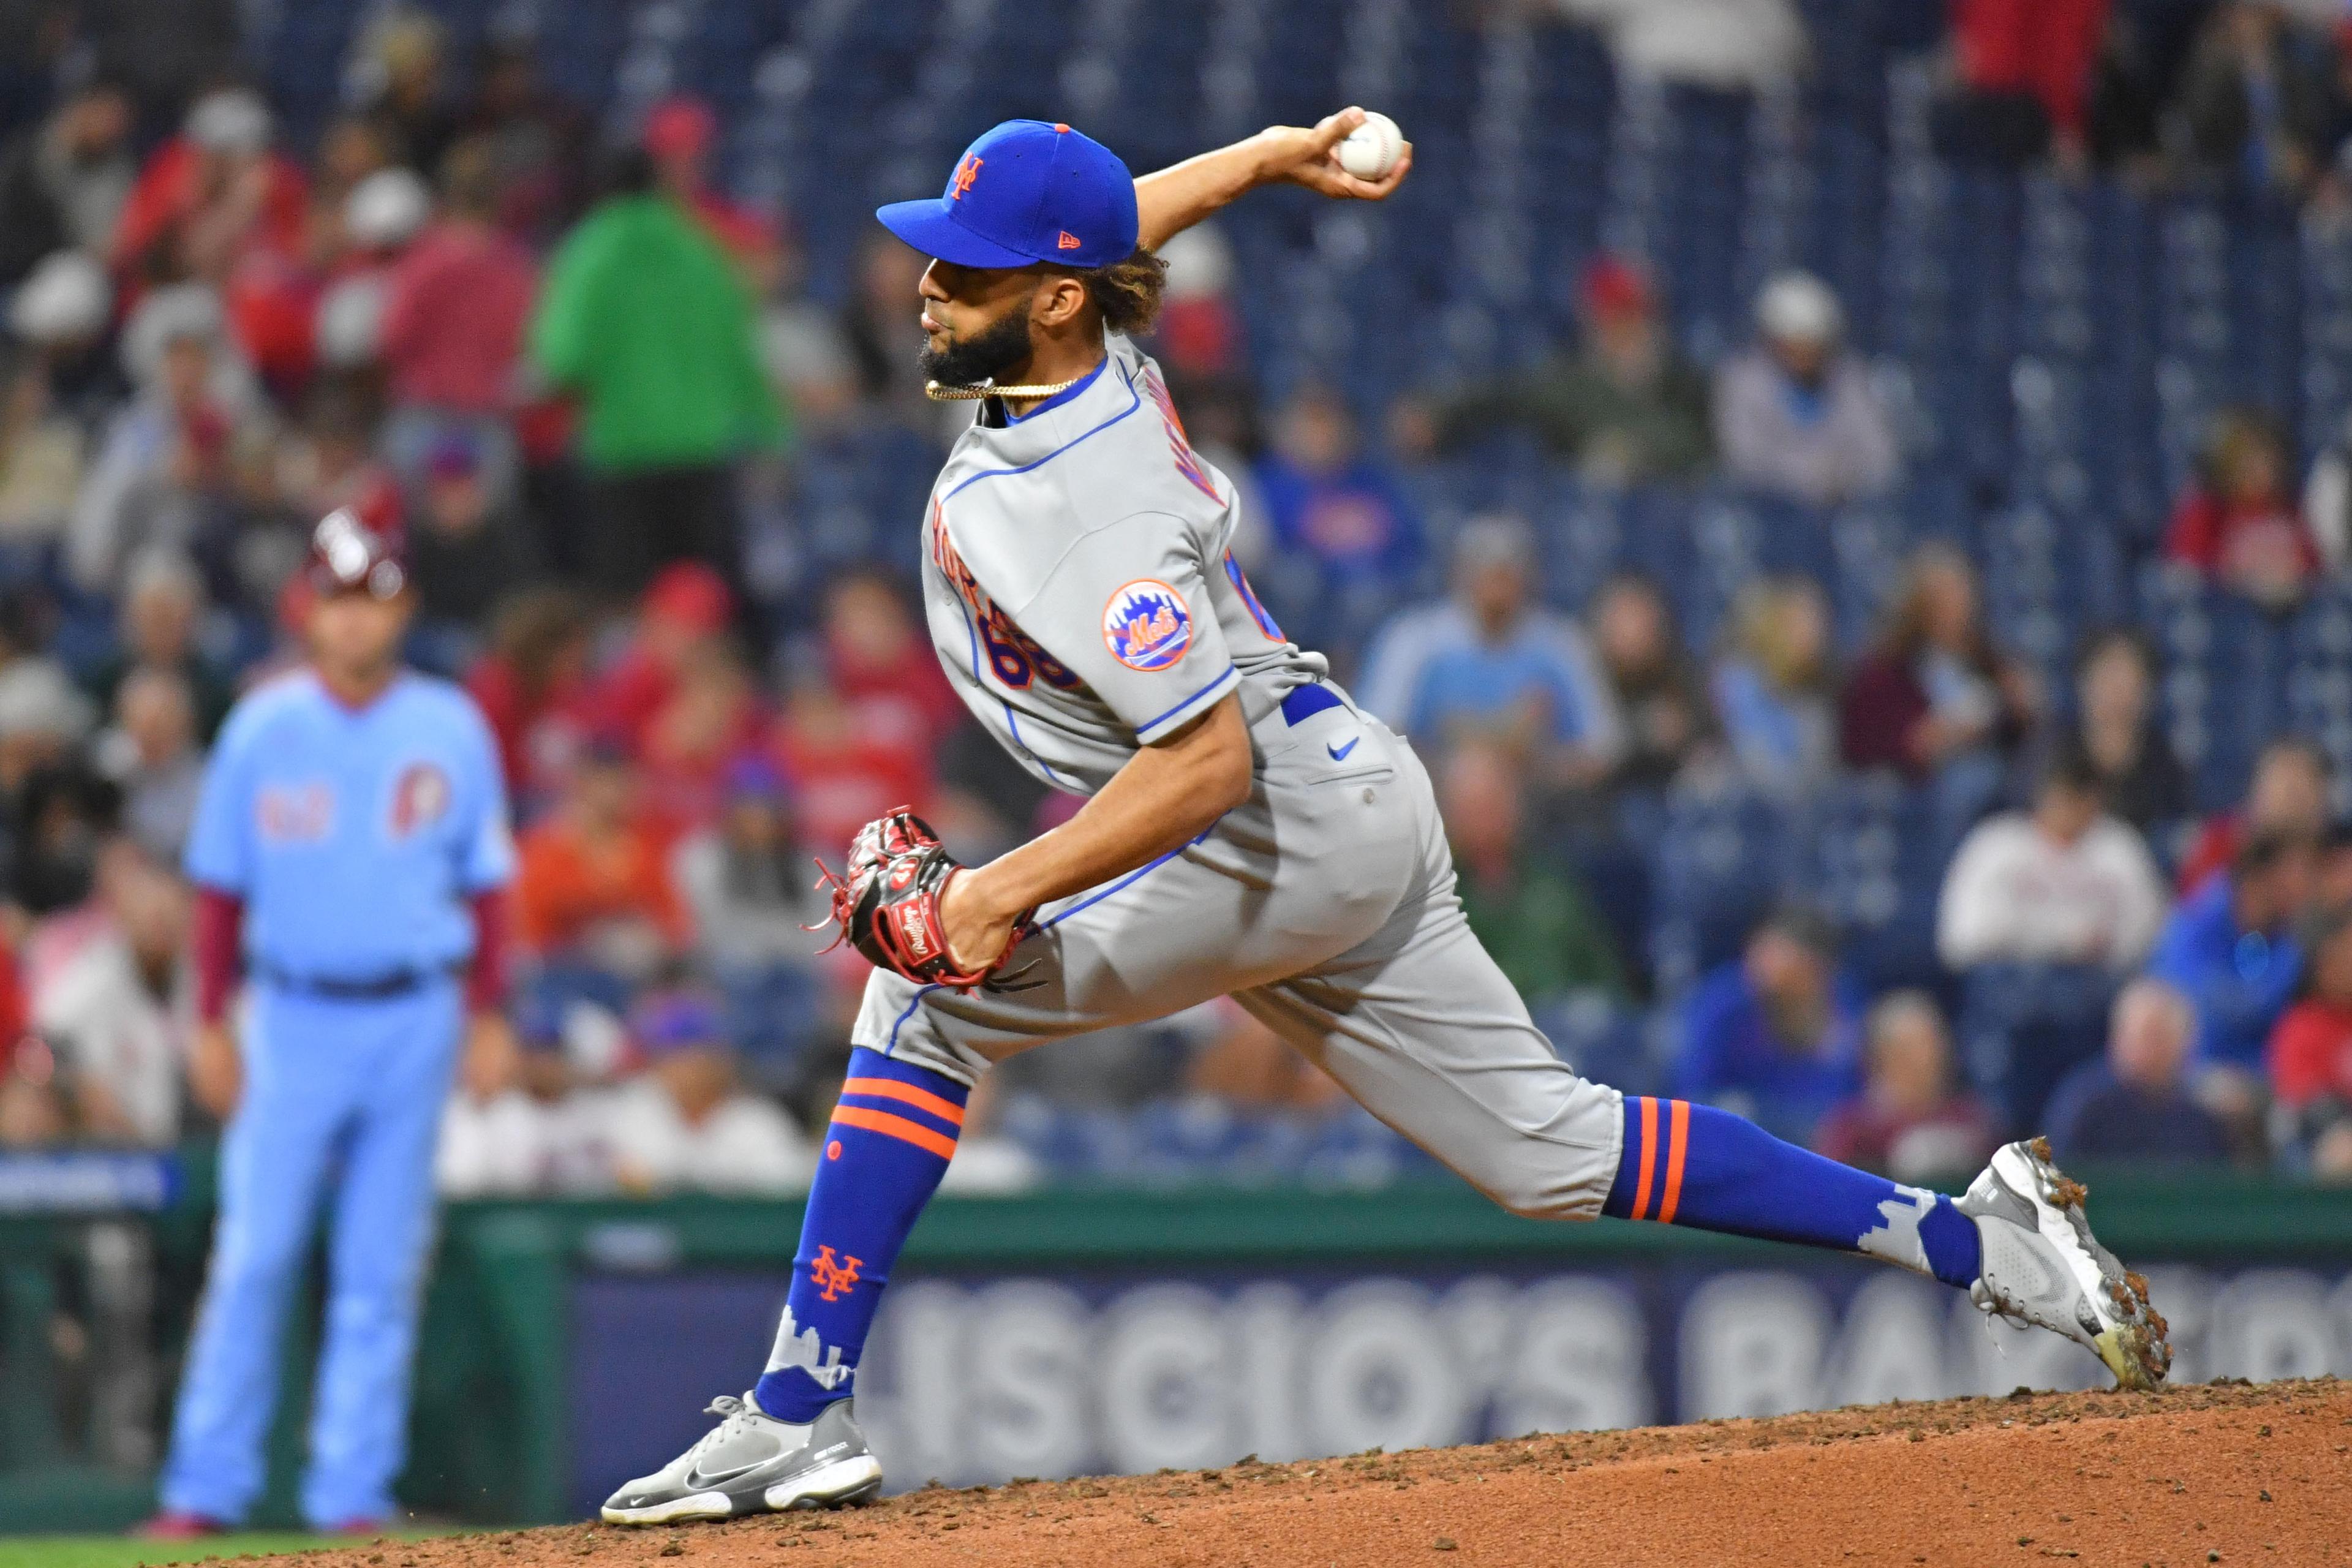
[1395,252,1713,486]
[529,146,782,600]
[1438,737,1629,1003]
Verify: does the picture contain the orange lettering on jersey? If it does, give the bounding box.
[1139,364,1221,502]
[930,496,1083,692]
[951,154,983,200]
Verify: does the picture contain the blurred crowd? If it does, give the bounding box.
[1,1,2351,1204]
[1550,0,2352,207]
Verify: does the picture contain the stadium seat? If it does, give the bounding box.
[1955,961,2120,1135]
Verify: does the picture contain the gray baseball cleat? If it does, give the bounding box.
[600,1394,883,1526]
[1958,1137,2171,1392]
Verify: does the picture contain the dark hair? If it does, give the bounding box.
[1068,249,1169,336]
[2074,625,2153,682]
[1874,541,1989,665]
[2039,744,2108,802]
[2236,827,2309,880]
[439,135,502,218]
[490,587,591,699]
[2299,899,2352,962]
[1754,903,1839,960]
[599,143,657,199]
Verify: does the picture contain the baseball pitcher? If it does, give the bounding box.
[602,113,2169,1525]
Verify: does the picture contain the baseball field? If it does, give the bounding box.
[62,1376,2348,1568]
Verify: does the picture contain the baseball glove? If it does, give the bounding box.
[811,808,1035,989]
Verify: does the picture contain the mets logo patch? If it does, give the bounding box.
[1102,579,1193,672]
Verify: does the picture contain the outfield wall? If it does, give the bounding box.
[4,1159,2350,1529]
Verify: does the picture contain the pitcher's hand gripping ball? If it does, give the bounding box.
[1338,110,1404,179]
[813,809,1035,989]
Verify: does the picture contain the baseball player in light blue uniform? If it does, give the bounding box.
[149,510,515,1534]
[604,115,2168,1525]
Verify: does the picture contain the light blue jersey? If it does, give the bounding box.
[163,663,514,1529]
[186,669,513,979]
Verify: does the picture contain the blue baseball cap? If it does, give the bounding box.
[876,119,1139,271]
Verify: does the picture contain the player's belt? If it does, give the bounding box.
[253,961,462,1000]
[1279,682,1343,726]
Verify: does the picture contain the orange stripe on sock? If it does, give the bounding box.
[1630,1096,1658,1220]
[1658,1099,1691,1224]
[841,1077,967,1127]
[831,1104,959,1161]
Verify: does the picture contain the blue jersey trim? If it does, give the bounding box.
[941,366,1143,503]
[1133,664,1237,741]
[1003,356,1107,424]
[883,821,1216,1053]
[1002,700,1067,785]
[949,564,1066,786]
[884,986,938,1054]
[1039,837,1195,932]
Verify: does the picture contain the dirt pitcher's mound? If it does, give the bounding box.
[268,1378,2350,1568]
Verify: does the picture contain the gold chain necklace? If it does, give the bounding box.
[924,375,1084,402]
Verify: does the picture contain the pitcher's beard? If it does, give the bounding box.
[918,308,1036,390]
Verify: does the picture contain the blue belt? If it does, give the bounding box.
[1280,681,1342,726]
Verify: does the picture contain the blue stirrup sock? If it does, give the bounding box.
[1602,1096,1982,1289]
[753,1048,966,1423]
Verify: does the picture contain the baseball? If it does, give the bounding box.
[1336,110,1403,180]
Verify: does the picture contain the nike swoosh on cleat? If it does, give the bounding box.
[1327,737,1359,761]
[684,1459,775,1488]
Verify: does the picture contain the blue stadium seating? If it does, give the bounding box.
[1956,962,2119,1134]
[218,0,2352,1161]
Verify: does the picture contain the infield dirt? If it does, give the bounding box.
[249,1377,2350,1567]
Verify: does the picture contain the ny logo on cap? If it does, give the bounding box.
[951,153,983,200]
[1057,230,1082,251]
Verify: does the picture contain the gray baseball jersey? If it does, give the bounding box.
[921,334,1324,796]
[872,334,1623,1221]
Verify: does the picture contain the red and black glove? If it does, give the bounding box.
[813,809,1034,989]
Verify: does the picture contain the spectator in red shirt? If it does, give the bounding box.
[113,88,308,295]
[2176,735,2331,894]
[775,668,935,858]
[1942,0,2114,167]
[468,587,597,824]
[822,567,962,755]
[2267,901,2352,1178]
[643,96,780,294]
[591,562,736,754]
[379,137,536,505]
[2165,408,2319,609]
[1814,990,1999,1184]
[639,638,777,831]
[115,90,317,394]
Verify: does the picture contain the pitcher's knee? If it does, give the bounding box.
[1472,1141,1613,1221]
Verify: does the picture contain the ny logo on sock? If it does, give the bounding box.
[809,1246,864,1302]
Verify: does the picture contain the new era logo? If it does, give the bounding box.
[1057,230,1082,251]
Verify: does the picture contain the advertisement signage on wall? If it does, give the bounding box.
[565,1258,2352,1514]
